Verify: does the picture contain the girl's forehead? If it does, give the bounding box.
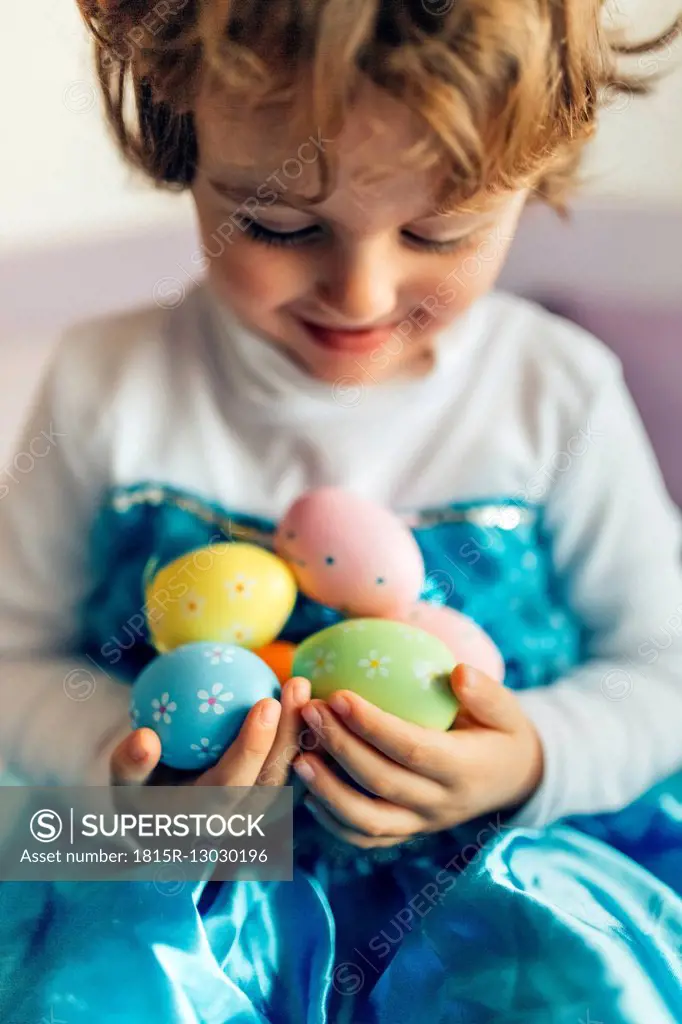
[195,80,516,225]
[197,79,427,184]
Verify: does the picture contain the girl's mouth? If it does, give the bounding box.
[298,318,401,354]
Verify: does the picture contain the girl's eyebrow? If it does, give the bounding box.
[207,178,313,209]
[208,176,505,229]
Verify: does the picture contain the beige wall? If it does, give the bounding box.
[1,3,192,254]
[1,0,681,256]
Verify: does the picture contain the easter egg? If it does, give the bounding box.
[145,542,297,653]
[253,641,297,684]
[130,642,280,770]
[292,619,458,730]
[275,488,424,617]
[395,603,505,682]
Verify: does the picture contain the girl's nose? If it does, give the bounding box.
[313,241,398,326]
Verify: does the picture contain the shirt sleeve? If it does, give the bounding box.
[511,361,682,826]
[0,328,132,786]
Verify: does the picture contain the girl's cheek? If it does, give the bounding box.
[210,240,308,311]
[404,256,501,333]
[428,199,523,319]
[423,232,514,324]
[193,196,307,311]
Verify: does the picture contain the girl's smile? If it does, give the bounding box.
[296,317,406,355]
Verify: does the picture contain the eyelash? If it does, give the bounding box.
[244,221,320,248]
[242,219,470,254]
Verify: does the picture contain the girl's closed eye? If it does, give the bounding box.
[242,217,478,254]
[400,230,479,255]
[243,219,323,248]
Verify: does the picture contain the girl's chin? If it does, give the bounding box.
[292,344,437,386]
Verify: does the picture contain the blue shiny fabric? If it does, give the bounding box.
[2,483,681,1024]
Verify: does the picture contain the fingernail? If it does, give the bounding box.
[294,759,315,782]
[461,665,480,689]
[293,678,311,704]
[129,733,148,763]
[328,694,350,717]
[260,700,281,726]
[301,705,322,731]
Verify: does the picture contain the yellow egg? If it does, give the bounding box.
[144,543,297,652]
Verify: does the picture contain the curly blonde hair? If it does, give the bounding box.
[77,0,680,211]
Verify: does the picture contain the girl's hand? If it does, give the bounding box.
[291,665,543,849]
[110,676,311,787]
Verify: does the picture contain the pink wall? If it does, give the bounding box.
[551,298,682,509]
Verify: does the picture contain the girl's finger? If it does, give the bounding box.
[450,665,525,733]
[110,728,162,786]
[257,677,311,786]
[292,752,424,838]
[314,692,456,782]
[303,798,409,849]
[198,698,281,787]
[300,700,442,813]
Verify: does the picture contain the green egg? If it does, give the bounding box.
[292,619,458,730]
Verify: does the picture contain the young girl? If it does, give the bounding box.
[1,1,682,1021]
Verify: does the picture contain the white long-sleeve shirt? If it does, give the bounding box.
[1,283,681,826]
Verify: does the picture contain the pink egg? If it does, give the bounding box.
[275,488,425,617]
[394,602,505,682]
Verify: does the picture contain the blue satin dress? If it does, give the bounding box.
[2,483,682,1024]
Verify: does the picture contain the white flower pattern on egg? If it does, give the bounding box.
[151,692,177,724]
[413,661,437,690]
[307,648,336,678]
[358,651,391,679]
[225,575,255,600]
[197,683,234,715]
[224,624,254,645]
[181,591,205,618]
[190,737,223,759]
[130,704,140,727]
[204,646,235,665]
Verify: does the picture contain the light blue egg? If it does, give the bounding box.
[129,642,280,770]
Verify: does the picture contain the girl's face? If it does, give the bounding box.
[192,80,527,385]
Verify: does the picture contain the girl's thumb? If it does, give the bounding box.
[450,664,521,732]
[110,728,162,786]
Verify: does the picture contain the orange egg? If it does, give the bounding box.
[253,641,297,684]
